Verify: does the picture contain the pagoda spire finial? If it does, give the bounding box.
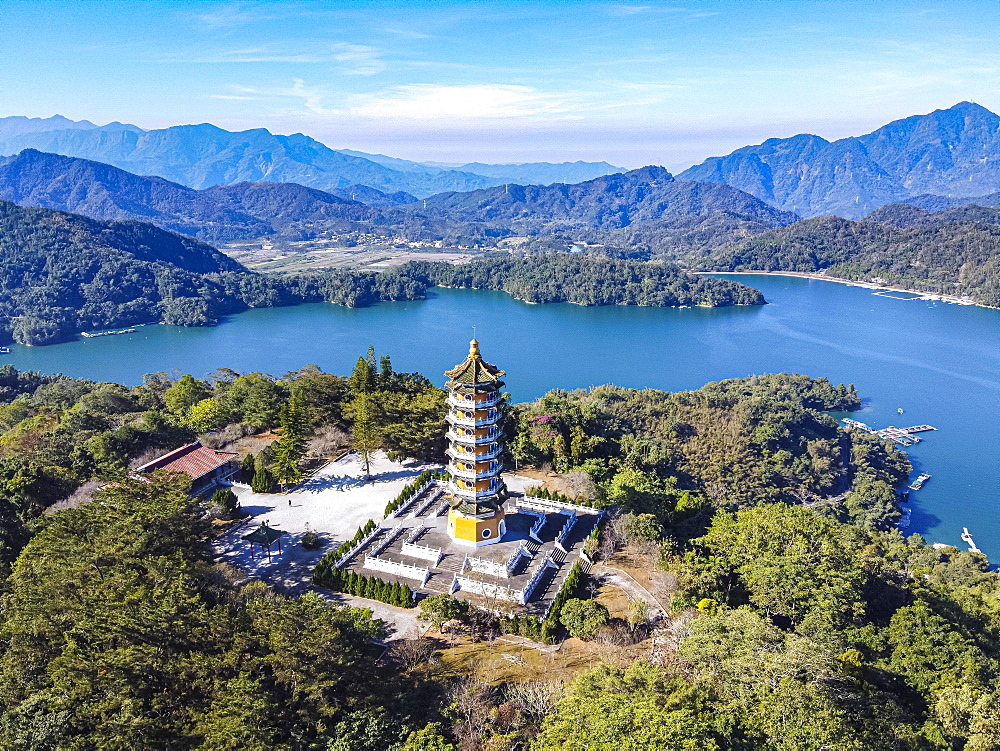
[469,337,480,358]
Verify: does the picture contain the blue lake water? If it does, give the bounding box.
[5,274,999,553]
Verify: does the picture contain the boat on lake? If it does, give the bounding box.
[909,473,931,490]
[0,347,10,354]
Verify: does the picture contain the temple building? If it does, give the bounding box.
[444,339,507,546]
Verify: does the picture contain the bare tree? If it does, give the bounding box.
[309,425,349,457]
[389,637,438,671]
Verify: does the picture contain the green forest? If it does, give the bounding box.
[402,255,765,307]
[706,213,1000,306]
[0,355,997,748]
[0,201,767,346]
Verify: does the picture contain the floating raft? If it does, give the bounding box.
[841,420,937,447]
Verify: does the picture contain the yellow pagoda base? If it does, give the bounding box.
[447,506,507,547]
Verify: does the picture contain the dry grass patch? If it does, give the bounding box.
[427,634,647,685]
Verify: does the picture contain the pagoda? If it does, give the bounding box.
[443,339,507,546]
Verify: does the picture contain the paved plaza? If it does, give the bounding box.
[212,450,439,592]
[212,450,600,617]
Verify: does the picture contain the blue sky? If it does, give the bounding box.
[2,0,998,168]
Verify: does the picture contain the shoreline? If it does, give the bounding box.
[700,270,995,309]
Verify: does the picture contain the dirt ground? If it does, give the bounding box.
[427,632,648,685]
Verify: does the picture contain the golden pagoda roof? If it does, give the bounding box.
[445,339,506,387]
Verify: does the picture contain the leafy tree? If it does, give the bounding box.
[351,392,380,478]
[271,396,307,488]
[211,487,241,518]
[418,594,471,629]
[558,598,609,640]
[401,722,456,751]
[252,453,276,494]
[532,663,722,750]
[185,397,230,433]
[164,373,210,415]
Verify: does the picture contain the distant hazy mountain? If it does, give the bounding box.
[680,102,1000,219]
[341,150,626,186]
[0,149,383,241]
[0,119,508,197]
[418,165,798,232]
[0,115,142,140]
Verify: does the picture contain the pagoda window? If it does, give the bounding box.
[488,408,496,419]
[463,394,473,402]
[482,528,492,539]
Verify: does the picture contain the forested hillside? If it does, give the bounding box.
[708,213,1000,306]
[0,201,424,345]
[0,362,996,748]
[404,254,766,307]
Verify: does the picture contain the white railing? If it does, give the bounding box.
[363,555,430,584]
[555,511,577,552]
[516,508,546,542]
[520,496,601,517]
[436,499,451,517]
[466,555,509,579]
[401,542,443,566]
[370,526,404,556]
[447,392,501,410]
[540,560,576,619]
[448,413,499,428]
[506,544,531,575]
[447,429,500,445]
[448,444,502,461]
[411,487,443,518]
[448,462,500,481]
[449,479,501,497]
[334,524,382,568]
[389,480,436,519]
[455,576,523,603]
[522,555,558,604]
[454,552,557,605]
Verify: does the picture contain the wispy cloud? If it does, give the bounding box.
[330,43,384,75]
[285,81,577,121]
[189,2,277,30]
[148,42,385,74]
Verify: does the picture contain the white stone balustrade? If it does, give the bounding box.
[363,555,430,584]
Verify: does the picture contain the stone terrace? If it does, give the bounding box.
[337,479,602,617]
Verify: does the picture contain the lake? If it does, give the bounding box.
[5,274,999,554]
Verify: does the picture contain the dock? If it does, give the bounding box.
[961,527,982,554]
[840,420,938,447]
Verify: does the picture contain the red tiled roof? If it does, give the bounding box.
[135,442,238,481]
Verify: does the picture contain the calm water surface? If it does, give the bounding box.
[6,275,999,553]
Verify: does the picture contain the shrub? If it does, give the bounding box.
[301,531,322,550]
[559,598,610,639]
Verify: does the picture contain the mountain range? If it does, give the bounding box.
[680,102,1000,219]
[0,151,798,247]
[0,116,624,198]
[0,149,380,241]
